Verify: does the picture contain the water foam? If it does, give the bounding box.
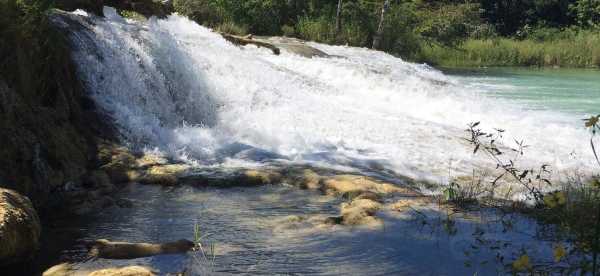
[63,7,596,185]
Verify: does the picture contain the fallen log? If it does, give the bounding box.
[88,239,195,259]
[219,32,281,55]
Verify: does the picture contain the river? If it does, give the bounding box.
[45,7,600,275]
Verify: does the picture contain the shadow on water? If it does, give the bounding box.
[48,183,586,275]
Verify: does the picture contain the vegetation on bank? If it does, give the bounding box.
[173,0,600,68]
[422,30,600,68]
[441,118,600,274]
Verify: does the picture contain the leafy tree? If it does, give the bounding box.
[570,0,600,28]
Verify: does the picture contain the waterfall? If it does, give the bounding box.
[53,7,595,185]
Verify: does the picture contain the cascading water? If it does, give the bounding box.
[56,7,595,187]
[43,8,599,275]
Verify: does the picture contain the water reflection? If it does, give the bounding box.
[58,183,583,275]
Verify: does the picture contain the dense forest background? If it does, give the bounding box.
[173,0,600,67]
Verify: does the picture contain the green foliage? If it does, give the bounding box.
[215,21,248,36]
[119,10,147,21]
[0,0,70,101]
[478,0,575,35]
[570,0,600,28]
[421,30,600,68]
[415,1,481,47]
[296,16,335,44]
[281,24,295,37]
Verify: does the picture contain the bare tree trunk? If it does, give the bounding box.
[372,0,390,50]
[335,0,343,34]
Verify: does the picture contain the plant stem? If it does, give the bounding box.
[593,202,600,275]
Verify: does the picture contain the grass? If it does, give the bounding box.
[420,30,600,68]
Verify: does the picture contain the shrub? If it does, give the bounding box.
[215,21,248,36]
[281,24,295,37]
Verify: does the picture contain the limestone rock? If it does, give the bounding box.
[98,145,137,184]
[88,266,156,276]
[0,188,41,265]
[242,169,282,185]
[135,153,168,169]
[285,169,322,190]
[322,174,406,195]
[340,198,383,226]
[42,263,75,276]
[138,164,190,186]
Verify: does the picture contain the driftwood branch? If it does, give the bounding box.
[219,33,281,55]
[87,239,195,259]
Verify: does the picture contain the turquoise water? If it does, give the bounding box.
[445,67,600,117]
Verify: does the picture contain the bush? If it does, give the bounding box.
[173,0,222,25]
[215,21,248,36]
[295,16,335,44]
[570,0,600,28]
[421,29,600,67]
[281,24,295,37]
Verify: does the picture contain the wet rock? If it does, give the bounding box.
[259,36,330,58]
[340,198,383,227]
[88,239,195,259]
[241,169,282,185]
[43,263,156,276]
[0,188,41,265]
[389,197,429,213]
[88,266,156,276]
[322,174,406,195]
[285,169,322,190]
[138,164,190,186]
[135,153,168,169]
[42,263,75,276]
[98,144,137,184]
[342,191,383,202]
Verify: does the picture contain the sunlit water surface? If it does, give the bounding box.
[60,184,575,275]
[47,8,600,275]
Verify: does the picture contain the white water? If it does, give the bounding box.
[62,8,596,186]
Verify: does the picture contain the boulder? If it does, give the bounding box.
[98,144,137,184]
[43,264,156,276]
[0,188,41,265]
[42,263,75,276]
[88,266,156,276]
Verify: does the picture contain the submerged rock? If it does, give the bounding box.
[0,188,41,265]
[321,174,408,195]
[340,198,383,227]
[258,36,330,58]
[88,239,195,259]
[388,197,430,213]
